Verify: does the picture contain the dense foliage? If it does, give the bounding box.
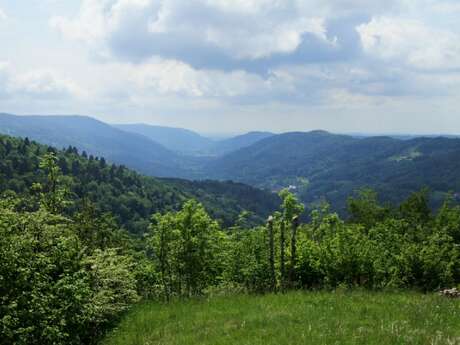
[0,134,278,234]
[0,158,140,345]
[2,134,460,345]
[146,188,459,298]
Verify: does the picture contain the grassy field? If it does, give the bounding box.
[102,291,460,345]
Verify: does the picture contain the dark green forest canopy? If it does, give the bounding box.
[0,134,279,234]
[205,131,460,213]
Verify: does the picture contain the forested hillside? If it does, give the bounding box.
[206,131,460,212]
[0,134,279,233]
[0,113,187,177]
[5,114,460,216]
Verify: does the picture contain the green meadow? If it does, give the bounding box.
[103,291,460,345]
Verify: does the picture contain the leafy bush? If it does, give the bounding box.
[82,249,140,341]
[0,205,88,345]
[0,199,139,345]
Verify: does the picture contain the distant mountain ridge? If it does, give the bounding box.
[0,113,276,178]
[205,130,460,212]
[115,123,214,155]
[115,123,274,156]
[205,130,353,184]
[0,113,186,177]
[4,113,460,214]
[208,131,274,156]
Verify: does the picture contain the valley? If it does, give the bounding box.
[3,113,460,215]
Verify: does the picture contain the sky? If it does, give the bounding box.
[1,0,460,135]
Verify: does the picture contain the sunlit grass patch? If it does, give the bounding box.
[102,291,460,345]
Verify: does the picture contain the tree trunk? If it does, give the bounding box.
[280,218,286,292]
[267,216,276,292]
[289,216,299,286]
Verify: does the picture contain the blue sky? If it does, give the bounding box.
[1,0,460,134]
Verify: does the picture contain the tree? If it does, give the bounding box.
[278,189,304,288]
[38,153,70,214]
[290,215,300,285]
[399,188,432,225]
[347,189,389,228]
[267,215,276,292]
[148,200,225,298]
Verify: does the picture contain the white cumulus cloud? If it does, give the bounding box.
[357,16,460,70]
[9,70,83,98]
[0,62,84,100]
[50,0,335,64]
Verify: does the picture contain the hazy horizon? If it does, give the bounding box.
[3,112,460,139]
[1,1,460,134]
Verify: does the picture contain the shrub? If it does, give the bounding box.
[0,201,139,345]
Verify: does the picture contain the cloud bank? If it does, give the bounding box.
[1,0,460,133]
